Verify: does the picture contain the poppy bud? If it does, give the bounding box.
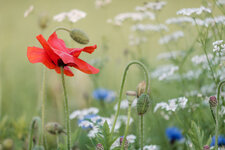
[136,81,146,98]
[38,13,49,29]
[209,96,217,108]
[45,122,66,135]
[203,145,210,150]
[3,139,13,150]
[32,145,45,150]
[120,137,128,150]
[137,93,150,115]
[70,28,89,44]
[96,143,104,150]
[126,91,137,103]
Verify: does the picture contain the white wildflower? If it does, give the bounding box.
[53,9,86,23]
[24,5,34,18]
[95,0,112,8]
[142,145,160,150]
[131,24,168,32]
[191,54,213,66]
[159,31,184,44]
[127,134,136,143]
[70,107,99,120]
[217,0,225,5]
[177,6,211,16]
[157,51,185,61]
[165,16,194,25]
[129,35,147,46]
[114,98,137,111]
[213,40,225,56]
[152,64,179,81]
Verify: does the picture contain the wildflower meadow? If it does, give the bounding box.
[1,0,225,150]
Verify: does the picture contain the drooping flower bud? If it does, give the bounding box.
[137,93,150,115]
[38,13,49,30]
[120,137,128,150]
[209,96,218,108]
[32,145,45,150]
[126,91,137,103]
[136,81,146,98]
[70,28,89,44]
[45,122,65,135]
[203,145,210,150]
[96,143,104,150]
[3,139,13,150]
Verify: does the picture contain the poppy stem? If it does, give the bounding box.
[140,115,144,150]
[121,101,132,150]
[54,27,71,33]
[110,60,149,138]
[215,80,225,150]
[28,117,41,150]
[60,67,71,150]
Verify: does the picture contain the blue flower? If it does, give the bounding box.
[92,88,116,102]
[166,127,183,142]
[210,135,225,147]
[78,114,101,129]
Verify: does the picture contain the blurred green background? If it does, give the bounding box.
[0,0,201,121]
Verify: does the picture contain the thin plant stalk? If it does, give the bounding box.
[28,117,41,150]
[140,115,144,150]
[215,80,225,150]
[121,102,132,150]
[60,67,71,150]
[110,60,149,135]
[56,133,59,149]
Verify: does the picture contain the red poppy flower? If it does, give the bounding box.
[27,32,99,76]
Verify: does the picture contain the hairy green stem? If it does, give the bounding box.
[54,27,71,33]
[121,102,132,150]
[140,115,144,150]
[61,67,71,150]
[110,60,149,135]
[215,80,225,150]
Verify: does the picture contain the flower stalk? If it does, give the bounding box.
[110,60,149,144]
[215,80,225,150]
[60,67,71,150]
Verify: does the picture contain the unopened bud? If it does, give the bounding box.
[209,96,217,108]
[137,93,150,115]
[70,28,89,44]
[32,145,45,150]
[45,122,65,135]
[38,13,49,29]
[136,81,146,98]
[120,137,128,150]
[203,145,210,150]
[96,143,104,150]
[126,91,137,103]
[3,139,13,150]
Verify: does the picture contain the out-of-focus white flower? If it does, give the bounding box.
[213,40,225,56]
[159,31,184,44]
[114,98,137,111]
[95,0,112,8]
[165,16,194,25]
[136,1,167,11]
[157,51,186,61]
[191,54,213,69]
[217,0,225,5]
[177,6,211,16]
[131,24,168,32]
[129,35,147,46]
[127,134,136,143]
[111,134,136,149]
[142,145,160,150]
[70,107,99,120]
[53,9,86,23]
[24,5,34,18]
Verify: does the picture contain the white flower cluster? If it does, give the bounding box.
[191,54,213,69]
[70,107,99,120]
[136,1,167,11]
[111,134,136,149]
[24,5,34,18]
[159,31,184,44]
[182,69,202,80]
[129,35,147,46]
[53,9,86,23]
[114,98,137,111]
[108,11,155,26]
[151,64,179,81]
[217,0,225,5]
[177,6,211,16]
[142,145,160,150]
[95,0,112,8]
[154,97,188,112]
[131,24,168,32]
[194,16,225,27]
[157,50,186,61]
[165,16,193,25]
[213,40,225,56]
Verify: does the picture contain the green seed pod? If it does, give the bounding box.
[96,143,104,150]
[45,122,65,135]
[136,81,146,98]
[209,96,217,108]
[137,93,150,115]
[3,139,13,150]
[70,28,89,44]
[32,145,45,150]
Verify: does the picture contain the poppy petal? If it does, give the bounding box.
[27,47,55,69]
[69,45,97,57]
[47,32,69,53]
[70,57,99,74]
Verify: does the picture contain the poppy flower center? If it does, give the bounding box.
[57,59,66,67]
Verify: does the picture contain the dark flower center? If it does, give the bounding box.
[57,59,66,67]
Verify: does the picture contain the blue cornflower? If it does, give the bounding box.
[166,127,183,143]
[92,88,116,102]
[210,135,225,147]
[78,114,101,129]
